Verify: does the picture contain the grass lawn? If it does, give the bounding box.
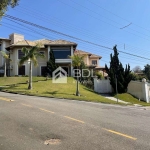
[0,77,121,104]
[114,93,150,106]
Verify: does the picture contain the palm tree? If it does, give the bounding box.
[19,45,44,89]
[69,54,84,96]
[0,50,11,77]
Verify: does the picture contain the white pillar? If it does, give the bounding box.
[142,80,149,103]
[48,46,50,60]
[70,46,74,76]
[71,65,73,76]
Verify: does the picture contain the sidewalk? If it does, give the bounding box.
[101,94,131,104]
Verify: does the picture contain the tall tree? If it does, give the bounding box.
[105,45,133,93]
[19,45,44,89]
[69,54,84,96]
[47,50,58,77]
[0,0,19,18]
[143,64,150,80]
[0,50,11,77]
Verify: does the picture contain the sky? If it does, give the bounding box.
[1,0,150,70]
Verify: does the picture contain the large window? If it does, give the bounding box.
[18,50,25,59]
[18,65,25,75]
[51,47,71,59]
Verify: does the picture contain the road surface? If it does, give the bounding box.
[0,92,150,150]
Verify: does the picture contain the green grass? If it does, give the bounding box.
[0,77,122,104]
[114,93,150,106]
[0,76,46,86]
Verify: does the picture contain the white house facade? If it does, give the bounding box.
[0,33,77,76]
[0,33,104,77]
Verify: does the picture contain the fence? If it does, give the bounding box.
[127,80,150,103]
[94,77,112,93]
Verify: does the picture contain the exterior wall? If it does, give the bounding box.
[0,40,10,67]
[79,55,99,67]
[9,45,74,76]
[9,33,24,44]
[48,45,74,76]
[94,77,112,93]
[89,57,99,67]
[9,47,48,76]
[127,80,150,103]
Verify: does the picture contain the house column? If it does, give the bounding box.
[1,41,6,65]
[71,65,73,76]
[48,46,50,60]
[71,46,74,76]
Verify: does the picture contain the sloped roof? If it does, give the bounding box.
[34,39,52,45]
[8,40,36,47]
[45,40,77,46]
[0,38,10,41]
[75,49,102,59]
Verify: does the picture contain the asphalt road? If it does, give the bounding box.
[0,92,150,150]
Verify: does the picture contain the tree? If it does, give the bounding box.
[69,54,84,96]
[133,66,142,73]
[47,50,58,77]
[0,50,11,77]
[143,64,150,80]
[105,45,133,93]
[19,45,44,89]
[0,0,19,18]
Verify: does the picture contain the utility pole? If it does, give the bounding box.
[115,74,118,103]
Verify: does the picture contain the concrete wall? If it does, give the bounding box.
[94,77,112,93]
[9,47,48,76]
[127,80,150,103]
[0,40,10,67]
[89,58,99,67]
[9,33,24,44]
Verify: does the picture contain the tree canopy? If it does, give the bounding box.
[0,0,19,18]
[19,45,44,89]
[105,45,133,93]
[132,66,142,73]
[47,50,58,77]
[143,64,150,80]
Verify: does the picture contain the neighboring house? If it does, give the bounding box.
[1,33,106,76]
[74,49,107,76]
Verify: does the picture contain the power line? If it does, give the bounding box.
[14,5,150,55]
[2,19,149,66]
[4,14,150,61]
[58,0,150,41]
[87,0,150,33]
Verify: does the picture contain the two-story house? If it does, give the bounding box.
[3,33,77,76]
[1,33,105,76]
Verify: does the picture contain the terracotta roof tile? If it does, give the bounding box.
[75,49,102,58]
[45,40,77,45]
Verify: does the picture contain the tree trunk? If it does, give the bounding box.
[4,61,7,77]
[28,61,32,89]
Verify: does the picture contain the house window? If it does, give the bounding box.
[92,60,97,65]
[18,50,25,59]
[51,47,71,59]
[39,51,44,55]
[18,65,25,75]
